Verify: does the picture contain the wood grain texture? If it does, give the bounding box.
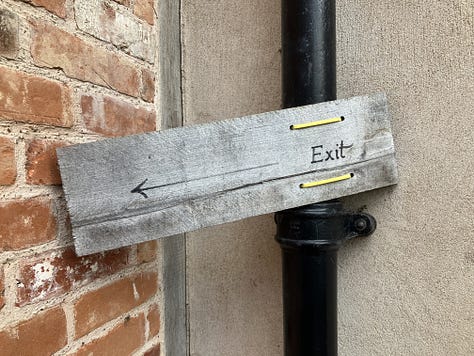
[58,93,397,255]
[157,0,188,355]
[159,0,182,130]
[161,232,187,356]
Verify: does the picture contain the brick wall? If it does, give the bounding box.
[0,1,161,355]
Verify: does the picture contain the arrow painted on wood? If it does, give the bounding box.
[131,163,280,198]
[131,179,161,199]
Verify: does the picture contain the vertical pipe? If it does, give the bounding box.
[276,206,376,356]
[279,0,338,355]
[281,247,337,355]
[278,2,376,354]
[276,202,342,356]
[282,0,336,107]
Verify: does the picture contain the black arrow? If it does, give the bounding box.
[131,179,150,198]
[131,178,185,199]
[132,178,178,199]
[131,163,279,199]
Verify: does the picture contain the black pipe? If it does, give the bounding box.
[277,1,376,355]
[275,203,339,356]
[282,0,336,107]
[275,203,375,356]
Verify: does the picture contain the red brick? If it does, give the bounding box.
[25,139,68,185]
[0,66,72,127]
[0,197,56,251]
[75,0,154,63]
[0,307,67,356]
[134,0,155,25]
[0,267,5,310]
[144,344,161,356]
[137,240,157,263]
[0,9,19,59]
[81,95,156,137]
[74,314,145,356]
[0,136,16,185]
[21,0,67,18]
[16,247,130,306]
[147,304,160,338]
[141,68,155,103]
[74,272,158,338]
[30,21,141,98]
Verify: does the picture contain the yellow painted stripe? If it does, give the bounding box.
[299,173,353,189]
[290,117,343,130]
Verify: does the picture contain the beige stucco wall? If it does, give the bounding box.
[182,1,473,355]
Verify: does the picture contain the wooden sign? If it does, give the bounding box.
[58,93,398,256]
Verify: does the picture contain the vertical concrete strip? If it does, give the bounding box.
[182,1,283,355]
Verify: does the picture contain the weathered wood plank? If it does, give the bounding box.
[58,93,397,256]
[158,0,188,354]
